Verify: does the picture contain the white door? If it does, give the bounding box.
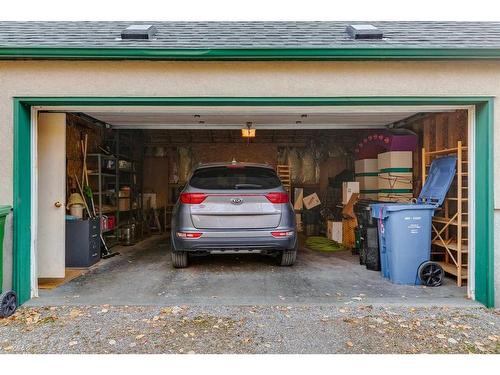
[37,113,66,278]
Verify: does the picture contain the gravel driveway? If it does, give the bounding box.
[1,305,499,354]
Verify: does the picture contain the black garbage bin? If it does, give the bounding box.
[354,200,380,271]
[364,227,380,271]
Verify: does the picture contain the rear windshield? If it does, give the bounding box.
[189,166,282,190]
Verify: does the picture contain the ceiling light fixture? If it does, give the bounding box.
[241,122,256,138]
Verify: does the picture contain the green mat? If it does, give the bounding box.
[305,236,346,252]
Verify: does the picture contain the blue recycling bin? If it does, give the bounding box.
[371,156,457,285]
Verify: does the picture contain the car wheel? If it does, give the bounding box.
[172,251,188,268]
[278,243,297,266]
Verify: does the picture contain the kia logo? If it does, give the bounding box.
[230,197,243,205]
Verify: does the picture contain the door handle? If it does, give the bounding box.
[54,201,62,208]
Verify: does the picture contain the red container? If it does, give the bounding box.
[107,215,116,230]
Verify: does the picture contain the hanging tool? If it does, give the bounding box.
[74,174,92,218]
[81,134,96,216]
[100,233,118,259]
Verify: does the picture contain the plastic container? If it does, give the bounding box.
[0,206,9,291]
[370,156,457,285]
[371,203,436,283]
[0,205,17,318]
[69,204,84,219]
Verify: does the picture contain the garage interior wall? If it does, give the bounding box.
[407,110,468,194]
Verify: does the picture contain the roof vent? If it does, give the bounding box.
[346,24,383,40]
[121,25,157,40]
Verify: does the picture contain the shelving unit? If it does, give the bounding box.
[114,130,143,239]
[87,153,119,245]
[422,141,468,286]
[87,131,144,248]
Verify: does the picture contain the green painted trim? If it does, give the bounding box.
[474,100,495,307]
[379,168,413,173]
[3,47,500,60]
[13,96,494,107]
[355,172,379,177]
[12,96,495,307]
[13,100,31,304]
[378,189,413,194]
[360,189,379,194]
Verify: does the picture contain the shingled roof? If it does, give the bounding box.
[0,21,500,49]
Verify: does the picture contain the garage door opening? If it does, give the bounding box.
[30,105,476,306]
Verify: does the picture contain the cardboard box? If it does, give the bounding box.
[327,220,343,243]
[360,192,379,200]
[378,172,413,190]
[303,193,321,209]
[293,188,304,210]
[377,151,413,171]
[355,158,378,173]
[356,175,378,191]
[119,188,130,198]
[342,182,359,205]
[119,198,131,211]
[342,218,357,249]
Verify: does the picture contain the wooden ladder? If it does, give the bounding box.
[277,164,291,193]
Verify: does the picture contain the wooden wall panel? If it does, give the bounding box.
[190,143,279,166]
[411,109,468,194]
[142,156,169,207]
[65,114,105,192]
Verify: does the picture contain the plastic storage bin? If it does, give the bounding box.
[0,205,17,318]
[371,156,457,286]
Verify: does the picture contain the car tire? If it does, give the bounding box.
[278,243,297,266]
[172,251,188,268]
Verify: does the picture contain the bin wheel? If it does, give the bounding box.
[418,261,444,287]
[0,291,17,318]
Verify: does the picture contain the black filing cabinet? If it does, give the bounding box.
[65,218,101,267]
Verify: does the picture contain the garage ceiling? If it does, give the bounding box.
[84,110,419,130]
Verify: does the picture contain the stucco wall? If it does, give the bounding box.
[0,60,498,303]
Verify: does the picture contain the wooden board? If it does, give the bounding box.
[38,268,88,290]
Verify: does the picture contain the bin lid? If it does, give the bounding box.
[371,202,437,218]
[418,156,457,206]
[0,205,12,217]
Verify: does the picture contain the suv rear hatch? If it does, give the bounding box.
[184,165,287,230]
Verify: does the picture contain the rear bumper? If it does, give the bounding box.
[171,229,297,252]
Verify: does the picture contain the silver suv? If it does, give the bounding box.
[170,162,297,268]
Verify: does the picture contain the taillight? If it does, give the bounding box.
[180,193,207,204]
[265,192,289,204]
[177,232,203,239]
[271,231,294,238]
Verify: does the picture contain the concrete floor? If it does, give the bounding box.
[28,234,475,307]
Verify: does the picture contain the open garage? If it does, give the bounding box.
[20,103,475,307]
